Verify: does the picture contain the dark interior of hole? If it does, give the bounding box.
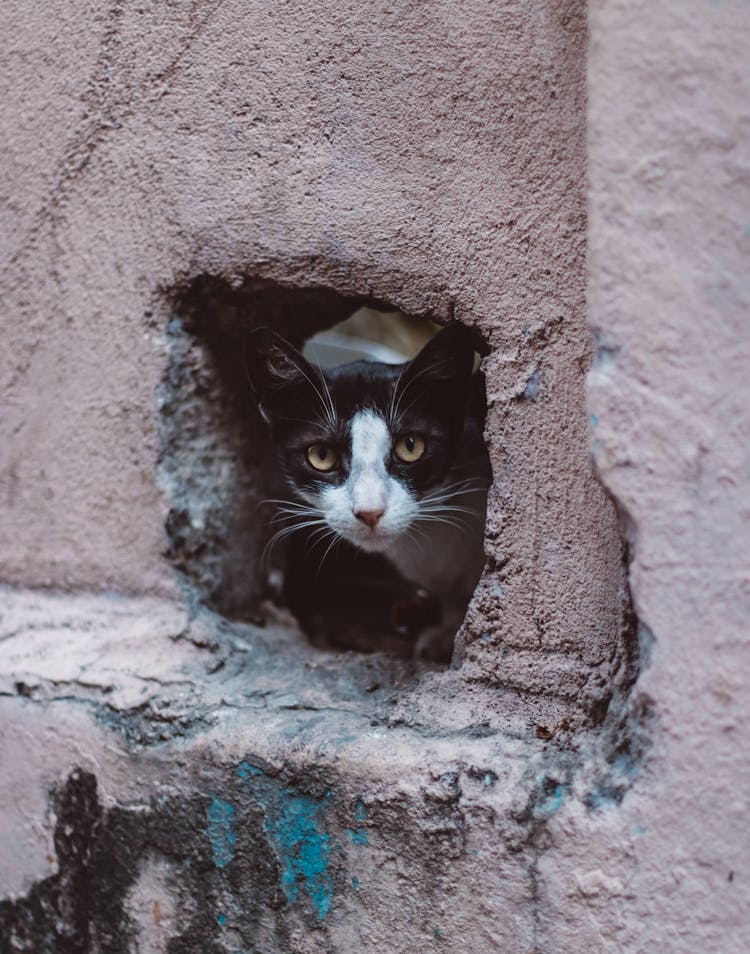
[159,275,487,659]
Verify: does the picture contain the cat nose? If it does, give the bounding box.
[354,508,384,529]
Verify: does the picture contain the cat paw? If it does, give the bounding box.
[413,625,454,665]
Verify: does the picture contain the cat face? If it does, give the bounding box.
[246,324,478,555]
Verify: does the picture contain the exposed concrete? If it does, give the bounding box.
[1,0,749,950]
[0,588,630,952]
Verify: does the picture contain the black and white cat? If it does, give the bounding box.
[246,323,490,660]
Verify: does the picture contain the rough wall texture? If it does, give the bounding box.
[0,0,624,715]
[1,0,748,951]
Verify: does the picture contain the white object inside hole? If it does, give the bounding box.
[303,332,409,368]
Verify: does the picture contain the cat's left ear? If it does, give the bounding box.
[245,328,326,426]
[396,323,478,401]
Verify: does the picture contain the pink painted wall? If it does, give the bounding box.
[0,0,748,948]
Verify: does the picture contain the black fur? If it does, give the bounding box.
[246,323,480,498]
[245,323,488,657]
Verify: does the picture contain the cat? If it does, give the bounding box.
[246,322,490,661]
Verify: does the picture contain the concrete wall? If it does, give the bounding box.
[1,0,748,951]
[1,0,624,718]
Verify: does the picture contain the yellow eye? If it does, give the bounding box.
[394,434,425,463]
[307,444,338,472]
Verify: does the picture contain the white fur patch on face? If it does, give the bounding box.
[320,409,418,552]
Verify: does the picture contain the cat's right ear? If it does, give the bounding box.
[245,328,320,426]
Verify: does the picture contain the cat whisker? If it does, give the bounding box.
[261,497,321,509]
[268,507,323,525]
[415,514,468,529]
[390,393,423,428]
[390,358,447,428]
[391,357,456,428]
[418,504,478,517]
[315,530,343,576]
[420,479,487,503]
[427,478,486,495]
[261,517,329,566]
[311,355,338,431]
[282,353,337,430]
[272,412,334,430]
[413,513,471,534]
[416,504,474,519]
[261,498,320,512]
[272,519,328,539]
[305,525,337,553]
[261,498,324,522]
[402,523,430,559]
[417,491,485,510]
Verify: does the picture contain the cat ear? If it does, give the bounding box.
[245,328,324,425]
[397,323,477,396]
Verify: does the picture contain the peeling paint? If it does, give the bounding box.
[237,761,334,920]
[537,783,568,817]
[346,828,369,846]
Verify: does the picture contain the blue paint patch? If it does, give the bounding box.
[434,927,443,939]
[217,913,226,927]
[584,787,620,811]
[206,797,236,869]
[238,761,334,921]
[590,413,599,427]
[633,824,647,837]
[595,345,618,369]
[346,828,369,846]
[538,783,568,817]
[585,755,640,811]
[354,799,368,822]
[351,876,360,891]
[271,796,332,919]
[612,754,639,779]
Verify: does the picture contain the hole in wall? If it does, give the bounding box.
[156,276,490,663]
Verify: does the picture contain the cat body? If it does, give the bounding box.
[247,323,489,659]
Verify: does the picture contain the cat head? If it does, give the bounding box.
[246,323,478,554]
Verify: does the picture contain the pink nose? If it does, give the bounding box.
[354,508,384,529]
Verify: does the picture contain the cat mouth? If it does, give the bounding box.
[341,523,399,552]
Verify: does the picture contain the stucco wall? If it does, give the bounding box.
[1,0,748,950]
[1,0,625,717]
[570,0,750,946]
